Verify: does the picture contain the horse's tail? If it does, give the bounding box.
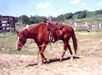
[72,29,78,54]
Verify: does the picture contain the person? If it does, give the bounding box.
[43,18,48,23]
[48,16,53,22]
[43,17,56,42]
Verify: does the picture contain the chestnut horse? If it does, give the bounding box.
[16,22,77,63]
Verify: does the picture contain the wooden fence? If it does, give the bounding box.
[0,16,15,33]
[70,21,102,31]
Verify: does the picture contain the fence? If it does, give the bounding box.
[70,19,102,31]
[0,16,15,33]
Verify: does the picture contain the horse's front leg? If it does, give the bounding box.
[39,44,49,63]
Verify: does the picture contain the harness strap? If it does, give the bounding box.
[38,44,47,47]
[23,40,34,48]
[49,32,55,43]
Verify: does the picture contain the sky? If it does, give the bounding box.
[0,0,102,17]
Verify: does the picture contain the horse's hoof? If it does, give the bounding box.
[46,59,50,64]
[46,59,50,62]
[38,61,43,65]
[70,57,73,61]
[42,59,50,64]
[38,60,46,65]
[73,55,80,58]
[60,58,63,62]
[43,59,46,63]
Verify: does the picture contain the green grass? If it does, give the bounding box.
[0,33,26,55]
[75,32,102,56]
[86,12,96,18]
[0,48,37,55]
[76,32,102,39]
[0,33,39,55]
[0,32,102,56]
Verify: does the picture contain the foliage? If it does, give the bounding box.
[15,17,19,22]
[86,12,96,18]
[19,15,30,24]
[55,14,65,21]
[77,11,86,19]
[64,13,73,19]
[17,15,46,25]
[0,9,102,24]
[95,9,102,15]
[35,16,46,23]
[0,15,2,19]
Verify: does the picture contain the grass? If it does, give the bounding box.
[0,33,39,55]
[75,32,102,56]
[0,49,28,55]
[0,32,102,56]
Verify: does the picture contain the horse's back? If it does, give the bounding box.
[30,23,49,41]
[27,23,46,32]
[63,24,74,33]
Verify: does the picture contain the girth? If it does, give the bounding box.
[46,22,64,43]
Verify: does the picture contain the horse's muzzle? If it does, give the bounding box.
[16,47,22,51]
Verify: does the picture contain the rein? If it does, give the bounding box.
[18,39,25,47]
[24,40,34,48]
[38,44,47,47]
[18,37,34,48]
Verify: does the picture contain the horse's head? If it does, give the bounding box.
[16,30,27,51]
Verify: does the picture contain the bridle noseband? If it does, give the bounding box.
[17,36,26,47]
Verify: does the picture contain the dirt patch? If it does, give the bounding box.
[0,54,102,75]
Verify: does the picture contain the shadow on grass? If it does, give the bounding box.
[26,56,80,67]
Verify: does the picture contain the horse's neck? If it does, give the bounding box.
[26,24,43,39]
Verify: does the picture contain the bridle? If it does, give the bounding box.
[17,36,26,48]
[17,36,34,48]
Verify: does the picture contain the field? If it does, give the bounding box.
[0,31,102,75]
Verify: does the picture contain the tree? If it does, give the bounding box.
[78,12,86,19]
[64,13,73,19]
[74,11,82,15]
[29,16,37,24]
[77,10,87,19]
[0,15,2,19]
[56,14,65,21]
[73,10,87,19]
[95,9,102,15]
[15,17,19,22]
[36,16,46,23]
[29,15,46,24]
[19,15,30,24]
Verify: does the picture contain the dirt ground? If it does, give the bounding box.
[0,32,102,75]
[0,53,102,75]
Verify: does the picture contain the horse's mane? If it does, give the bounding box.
[22,22,45,31]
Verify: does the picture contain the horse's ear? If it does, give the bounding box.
[55,22,58,25]
[15,29,19,34]
[22,29,28,37]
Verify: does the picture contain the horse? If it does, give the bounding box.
[16,22,78,63]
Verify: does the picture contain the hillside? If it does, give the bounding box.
[0,9,102,25]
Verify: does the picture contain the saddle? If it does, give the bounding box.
[46,22,64,43]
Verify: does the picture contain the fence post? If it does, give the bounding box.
[98,23,102,30]
[74,22,77,31]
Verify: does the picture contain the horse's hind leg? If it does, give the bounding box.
[60,41,74,61]
[67,43,74,61]
[60,41,67,61]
